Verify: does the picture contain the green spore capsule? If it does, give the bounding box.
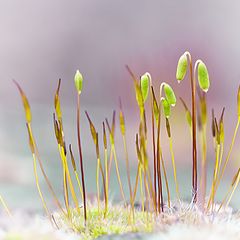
[161,97,171,118]
[198,61,210,92]
[140,72,150,102]
[74,70,83,94]
[176,53,188,82]
[164,83,176,106]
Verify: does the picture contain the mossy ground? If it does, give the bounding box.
[1,201,240,240]
[52,200,240,239]
[54,201,153,239]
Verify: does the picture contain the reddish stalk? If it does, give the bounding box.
[185,52,197,202]
[77,94,87,223]
[151,86,159,212]
[151,102,157,209]
[156,110,164,213]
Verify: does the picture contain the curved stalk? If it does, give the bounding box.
[27,123,64,214]
[157,83,172,208]
[32,153,51,220]
[191,55,199,202]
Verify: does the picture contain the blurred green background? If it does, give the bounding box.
[1,0,240,211]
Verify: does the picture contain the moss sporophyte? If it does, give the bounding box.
[2,51,240,239]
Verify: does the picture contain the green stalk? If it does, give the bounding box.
[32,153,51,219]
[160,152,171,208]
[103,148,109,217]
[139,168,144,212]
[14,81,64,214]
[169,136,180,200]
[69,144,84,204]
[102,122,109,215]
[56,144,69,214]
[200,124,207,205]
[225,171,240,208]
[216,118,240,190]
[28,123,65,215]
[165,118,180,200]
[132,162,140,204]
[198,91,207,209]
[218,168,240,211]
[106,117,126,203]
[96,157,100,213]
[112,145,126,202]
[95,133,108,217]
[207,120,220,211]
[59,145,80,214]
[135,134,146,212]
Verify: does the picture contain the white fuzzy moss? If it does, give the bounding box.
[1,202,240,240]
[53,201,240,239]
[0,211,78,240]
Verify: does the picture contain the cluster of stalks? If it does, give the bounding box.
[2,50,240,231]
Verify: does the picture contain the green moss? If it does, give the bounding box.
[55,202,153,239]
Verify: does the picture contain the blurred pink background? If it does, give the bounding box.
[1,0,240,210]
